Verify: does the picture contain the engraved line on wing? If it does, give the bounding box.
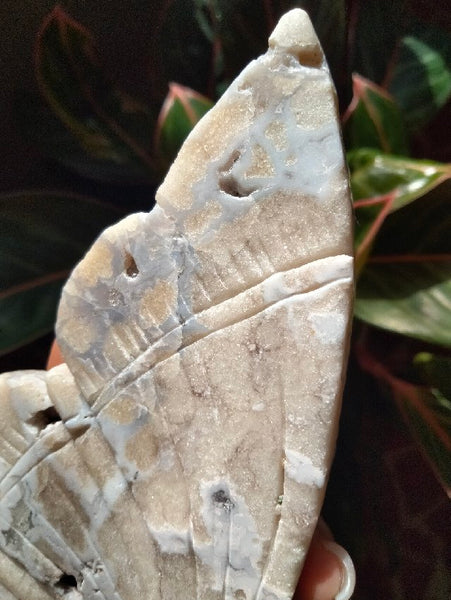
[82,272,352,597]
[0,513,68,586]
[0,427,29,462]
[0,439,21,472]
[253,367,286,600]
[0,395,93,492]
[0,469,114,600]
[0,452,116,599]
[0,421,121,599]
[0,375,41,464]
[77,370,197,598]
[0,383,187,599]
[37,466,121,600]
[0,376,61,487]
[91,255,353,415]
[67,434,143,600]
[53,400,182,600]
[89,270,352,584]
[224,505,232,600]
[85,276,353,596]
[0,424,75,494]
[0,515,110,600]
[0,551,56,600]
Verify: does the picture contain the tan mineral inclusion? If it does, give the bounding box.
[0,9,354,600]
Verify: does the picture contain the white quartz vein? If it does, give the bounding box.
[284,450,325,487]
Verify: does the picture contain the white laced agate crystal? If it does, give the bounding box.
[0,9,354,600]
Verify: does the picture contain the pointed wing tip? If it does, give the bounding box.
[268,9,323,67]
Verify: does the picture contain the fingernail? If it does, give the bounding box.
[323,541,356,600]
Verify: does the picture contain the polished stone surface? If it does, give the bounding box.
[0,9,353,600]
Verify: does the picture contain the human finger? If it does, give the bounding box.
[46,340,64,369]
[294,518,355,600]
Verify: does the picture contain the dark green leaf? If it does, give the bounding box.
[343,74,408,154]
[350,149,451,270]
[388,30,451,131]
[356,259,451,347]
[36,6,158,183]
[155,83,213,168]
[368,181,451,257]
[356,177,451,346]
[349,149,451,206]
[0,191,122,355]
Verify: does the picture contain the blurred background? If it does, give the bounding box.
[0,2,450,598]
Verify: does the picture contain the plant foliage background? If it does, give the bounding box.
[0,1,450,598]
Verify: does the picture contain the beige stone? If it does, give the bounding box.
[0,9,354,600]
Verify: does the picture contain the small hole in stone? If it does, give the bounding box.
[56,573,77,590]
[27,407,61,432]
[212,489,235,510]
[218,149,249,198]
[124,253,139,278]
[222,149,241,172]
[218,148,259,198]
[294,48,322,68]
[219,175,247,198]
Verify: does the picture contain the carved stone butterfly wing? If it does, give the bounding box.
[0,10,353,600]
